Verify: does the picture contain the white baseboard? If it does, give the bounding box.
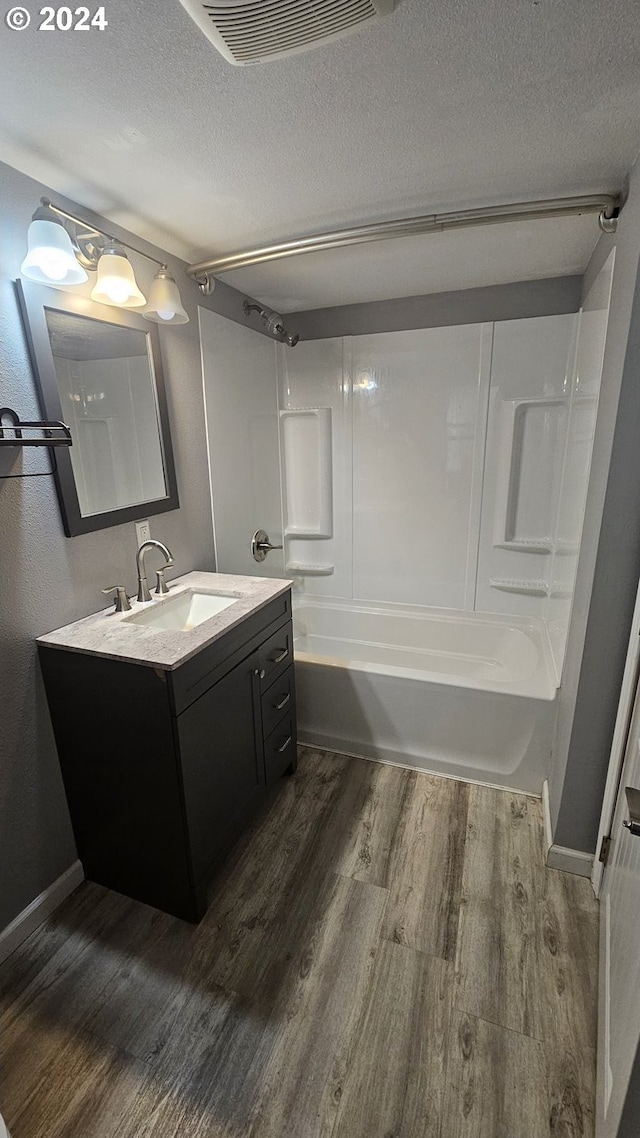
[546,844,594,877]
[0,861,85,965]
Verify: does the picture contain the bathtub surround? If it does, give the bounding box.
[276,314,590,630]
[0,158,277,934]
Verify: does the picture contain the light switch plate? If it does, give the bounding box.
[135,519,151,545]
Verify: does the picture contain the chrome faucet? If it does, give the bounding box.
[136,540,174,603]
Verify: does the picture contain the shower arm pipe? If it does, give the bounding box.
[187,192,621,278]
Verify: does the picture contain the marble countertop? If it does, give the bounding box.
[37,571,293,671]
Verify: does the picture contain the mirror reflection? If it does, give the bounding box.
[45,309,167,517]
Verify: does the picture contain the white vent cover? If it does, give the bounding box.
[178,0,395,66]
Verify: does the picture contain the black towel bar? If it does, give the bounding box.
[0,407,72,447]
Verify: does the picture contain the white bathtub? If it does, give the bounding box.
[293,598,558,794]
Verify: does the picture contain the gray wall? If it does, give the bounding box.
[550,155,640,852]
[0,160,269,930]
[619,1039,640,1138]
[293,275,581,338]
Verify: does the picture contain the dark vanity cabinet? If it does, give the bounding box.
[38,591,296,921]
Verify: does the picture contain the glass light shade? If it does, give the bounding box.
[143,270,189,325]
[91,247,146,308]
[21,219,88,286]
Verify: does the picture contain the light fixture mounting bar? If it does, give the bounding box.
[187,192,620,279]
[42,198,103,238]
[41,199,167,269]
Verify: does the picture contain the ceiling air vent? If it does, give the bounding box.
[178,0,395,66]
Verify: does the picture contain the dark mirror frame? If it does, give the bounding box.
[16,279,179,538]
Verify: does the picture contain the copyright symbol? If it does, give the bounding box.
[6,6,30,29]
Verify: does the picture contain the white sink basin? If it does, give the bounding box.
[125,591,238,632]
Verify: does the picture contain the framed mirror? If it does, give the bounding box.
[16,280,179,537]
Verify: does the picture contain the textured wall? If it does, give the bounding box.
[549,155,640,852]
[0,160,265,930]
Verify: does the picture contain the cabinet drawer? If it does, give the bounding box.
[261,666,296,740]
[264,714,297,784]
[257,623,294,690]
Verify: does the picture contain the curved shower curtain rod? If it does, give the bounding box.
[187,191,621,292]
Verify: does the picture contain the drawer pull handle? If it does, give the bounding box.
[255,668,266,679]
[269,647,289,665]
[274,692,291,711]
[276,735,292,753]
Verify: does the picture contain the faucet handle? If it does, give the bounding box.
[155,568,170,596]
[102,585,132,613]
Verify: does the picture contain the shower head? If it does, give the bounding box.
[263,311,285,337]
[243,301,299,347]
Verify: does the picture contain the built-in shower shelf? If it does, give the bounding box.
[493,397,566,554]
[285,562,334,576]
[494,539,552,554]
[281,408,333,540]
[285,528,332,539]
[489,576,574,598]
[490,577,549,596]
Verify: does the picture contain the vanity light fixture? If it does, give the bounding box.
[20,198,190,324]
[91,243,146,308]
[143,266,189,325]
[20,205,89,286]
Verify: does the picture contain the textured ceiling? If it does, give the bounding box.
[1,0,639,309]
[221,215,599,311]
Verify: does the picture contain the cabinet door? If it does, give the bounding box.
[178,655,263,882]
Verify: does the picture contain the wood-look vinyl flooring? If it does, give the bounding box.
[0,747,599,1138]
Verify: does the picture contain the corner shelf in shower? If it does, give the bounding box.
[489,577,574,598]
[493,538,552,554]
[489,577,549,596]
[0,408,72,447]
